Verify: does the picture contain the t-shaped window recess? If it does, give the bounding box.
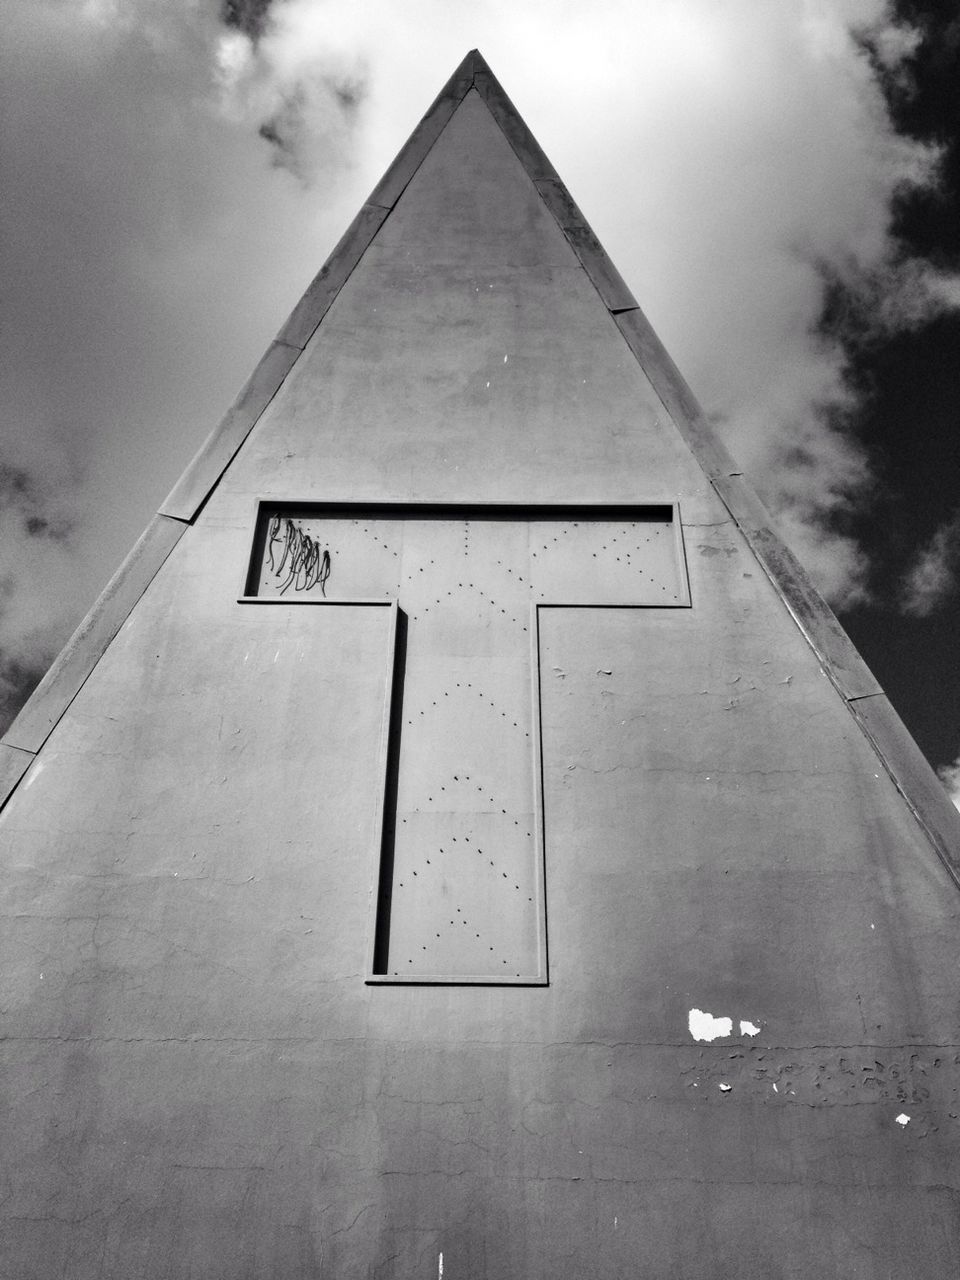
[242,502,690,984]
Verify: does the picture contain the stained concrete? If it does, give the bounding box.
[1,62,959,1279]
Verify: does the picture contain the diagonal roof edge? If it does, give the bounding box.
[2,52,959,886]
[2,514,187,759]
[0,52,485,772]
[159,51,483,523]
[468,56,960,885]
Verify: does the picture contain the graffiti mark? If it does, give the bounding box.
[267,516,332,595]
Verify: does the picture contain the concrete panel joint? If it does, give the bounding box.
[0,742,35,814]
[159,340,303,521]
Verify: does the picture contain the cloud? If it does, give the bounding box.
[254,70,368,183]
[0,0,368,731]
[821,255,960,347]
[3,0,959,734]
[0,651,53,739]
[937,757,960,813]
[213,3,369,183]
[227,0,952,610]
[0,464,73,544]
[0,459,83,733]
[900,511,960,616]
[220,0,274,43]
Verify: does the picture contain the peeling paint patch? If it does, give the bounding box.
[896,1113,910,1126]
[718,1082,732,1092]
[739,1020,761,1037]
[689,1008,732,1041]
[438,1251,443,1278]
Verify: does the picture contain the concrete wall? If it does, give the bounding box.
[1,86,958,1278]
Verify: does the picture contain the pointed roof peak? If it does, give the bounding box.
[450,47,491,78]
[2,51,959,889]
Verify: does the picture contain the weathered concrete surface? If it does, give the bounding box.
[1,64,959,1280]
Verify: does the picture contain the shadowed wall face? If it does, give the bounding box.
[0,69,959,1280]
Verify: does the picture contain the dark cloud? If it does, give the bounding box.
[0,463,73,543]
[332,76,365,114]
[0,465,30,500]
[256,72,368,182]
[221,0,277,43]
[0,652,49,737]
[0,573,57,736]
[258,85,309,176]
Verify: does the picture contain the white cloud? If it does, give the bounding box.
[244,0,954,607]
[900,512,960,617]
[2,0,958,728]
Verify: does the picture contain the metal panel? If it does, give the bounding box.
[245,503,689,982]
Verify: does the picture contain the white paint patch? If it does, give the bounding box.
[896,1113,910,1126]
[739,1019,761,1037]
[718,1082,731,1092]
[772,1083,778,1092]
[503,354,508,363]
[688,1008,732,1041]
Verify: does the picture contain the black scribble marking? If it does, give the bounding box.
[266,516,331,595]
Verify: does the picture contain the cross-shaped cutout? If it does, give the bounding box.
[244,504,689,984]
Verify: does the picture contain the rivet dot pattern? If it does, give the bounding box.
[255,509,684,978]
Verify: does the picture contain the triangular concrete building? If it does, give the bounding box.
[3,51,960,1277]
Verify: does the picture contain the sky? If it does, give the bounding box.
[1,0,958,806]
